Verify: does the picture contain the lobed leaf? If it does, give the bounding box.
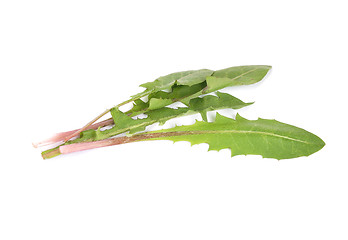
[141,113,325,160]
[40,65,278,160]
[129,65,270,111]
[189,92,253,121]
[73,92,253,142]
[128,82,206,115]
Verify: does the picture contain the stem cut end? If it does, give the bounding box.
[41,147,61,160]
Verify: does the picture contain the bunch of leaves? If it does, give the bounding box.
[35,65,325,160]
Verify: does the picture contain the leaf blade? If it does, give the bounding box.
[140,113,325,160]
[179,65,271,104]
[140,69,213,92]
[128,66,270,114]
[206,65,271,92]
[84,93,253,141]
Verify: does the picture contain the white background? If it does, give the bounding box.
[0,0,347,239]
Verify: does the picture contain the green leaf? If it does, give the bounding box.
[147,92,253,123]
[80,93,253,141]
[140,113,325,160]
[148,83,206,101]
[131,69,212,112]
[205,65,271,92]
[129,66,270,113]
[176,69,214,86]
[180,65,272,104]
[128,82,206,115]
[140,69,213,92]
[147,98,173,110]
[130,99,148,113]
[189,92,253,121]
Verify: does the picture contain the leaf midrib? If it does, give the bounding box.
[211,67,258,79]
[151,129,312,145]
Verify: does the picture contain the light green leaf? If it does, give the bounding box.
[141,113,325,160]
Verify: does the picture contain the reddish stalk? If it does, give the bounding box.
[38,86,198,148]
[59,132,187,154]
[41,86,199,146]
[63,109,112,142]
[35,107,148,148]
[33,118,114,148]
[63,94,149,143]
